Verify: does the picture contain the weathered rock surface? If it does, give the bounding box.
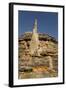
[18,32,58,79]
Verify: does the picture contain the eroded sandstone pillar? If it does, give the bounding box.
[30,19,39,55]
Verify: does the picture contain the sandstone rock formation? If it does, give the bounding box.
[18,18,58,79]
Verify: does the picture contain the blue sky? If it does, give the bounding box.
[18,11,58,40]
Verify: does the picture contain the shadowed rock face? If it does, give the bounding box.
[18,32,58,79]
[19,32,57,43]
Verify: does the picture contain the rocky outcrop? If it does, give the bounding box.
[18,32,58,79]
